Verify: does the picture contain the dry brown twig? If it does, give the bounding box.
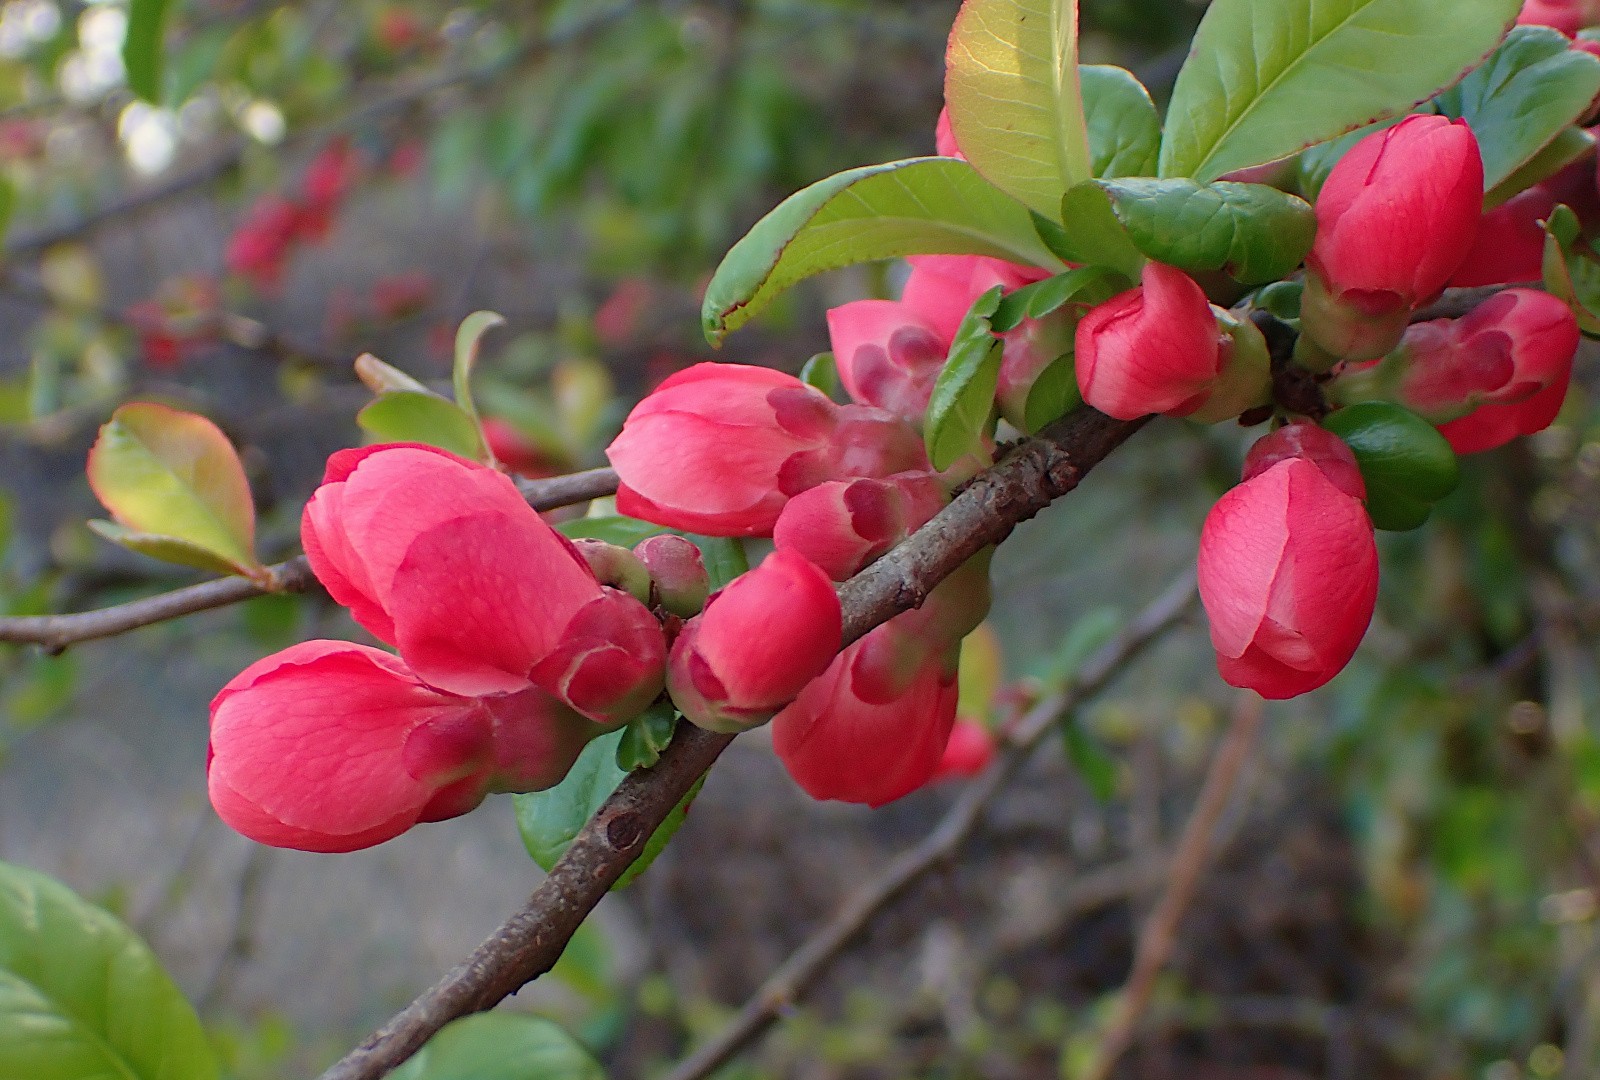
[1076,688,1267,1080]
[659,571,1198,1080]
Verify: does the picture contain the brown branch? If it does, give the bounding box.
[0,468,621,651]
[1077,689,1266,1080]
[660,572,1197,1080]
[312,405,1149,1080]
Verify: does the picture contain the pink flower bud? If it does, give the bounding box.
[207,642,600,852]
[1517,0,1599,33]
[1074,262,1225,420]
[667,549,842,731]
[996,305,1078,429]
[772,471,947,581]
[607,363,928,536]
[633,534,711,616]
[1302,116,1482,359]
[901,254,1050,343]
[1436,375,1573,454]
[530,587,667,725]
[771,551,991,805]
[935,105,964,159]
[931,719,997,782]
[301,443,665,718]
[1198,425,1378,700]
[571,538,653,603]
[1449,158,1600,288]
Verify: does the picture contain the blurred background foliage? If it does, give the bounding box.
[0,1,1598,1079]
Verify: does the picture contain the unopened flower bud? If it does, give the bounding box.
[633,534,711,616]
[772,471,947,581]
[570,538,652,604]
[1075,262,1224,420]
[1186,307,1273,424]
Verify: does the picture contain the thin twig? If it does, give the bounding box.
[660,573,1197,1080]
[1077,689,1267,1080]
[313,406,1149,1080]
[0,467,621,650]
[1410,282,1537,323]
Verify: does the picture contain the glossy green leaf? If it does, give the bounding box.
[86,403,260,578]
[688,535,748,591]
[123,0,169,103]
[1542,203,1600,334]
[0,858,219,1080]
[87,521,249,579]
[1053,184,1146,279]
[944,0,1092,216]
[702,158,1062,345]
[1160,0,1522,183]
[1022,355,1081,435]
[357,392,486,460]
[1485,125,1594,209]
[453,311,505,432]
[514,730,704,891]
[616,703,678,771]
[925,286,1004,470]
[798,352,841,401]
[1095,179,1316,284]
[557,516,667,547]
[389,1013,605,1080]
[1432,26,1600,196]
[1081,65,1160,179]
[1322,401,1460,531]
[991,265,1127,332]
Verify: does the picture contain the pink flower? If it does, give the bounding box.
[303,443,664,722]
[1518,0,1598,33]
[226,195,301,290]
[607,363,927,537]
[931,719,996,782]
[825,301,949,421]
[771,552,991,805]
[1198,424,1378,700]
[901,255,1050,343]
[1074,262,1225,419]
[1450,158,1600,288]
[772,471,947,581]
[935,106,964,159]
[1436,376,1573,454]
[209,641,600,852]
[1391,289,1579,423]
[667,549,842,731]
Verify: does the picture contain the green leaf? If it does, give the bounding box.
[1253,280,1304,326]
[991,265,1127,333]
[514,729,703,891]
[945,0,1092,216]
[1485,125,1595,209]
[0,859,219,1080]
[87,521,251,579]
[1081,65,1160,179]
[687,535,747,591]
[123,0,169,103]
[357,392,486,460]
[1063,716,1119,802]
[1053,184,1146,279]
[86,403,260,578]
[1322,401,1461,531]
[453,311,505,432]
[1432,25,1600,196]
[557,516,668,547]
[925,286,1004,470]
[388,1013,605,1080]
[799,352,842,401]
[616,703,678,771]
[1022,355,1081,434]
[1542,203,1600,334]
[1042,605,1122,688]
[1160,0,1523,183]
[1094,179,1316,284]
[702,157,1063,345]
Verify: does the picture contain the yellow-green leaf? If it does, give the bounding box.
[87,403,259,576]
[357,391,486,460]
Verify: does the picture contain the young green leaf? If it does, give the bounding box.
[1063,715,1119,802]
[1053,183,1146,279]
[557,515,669,547]
[86,402,262,578]
[452,311,505,430]
[1542,203,1600,334]
[357,392,486,460]
[0,859,219,1080]
[945,0,1093,216]
[354,352,432,395]
[1432,26,1600,196]
[1323,401,1460,531]
[1485,125,1594,209]
[925,286,1005,470]
[991,265,1126,333]
[1160,0,1522,183]
[1081,65,1160,179]
[389,1013,605,1080]
[687,534,748,591]
[799,352,842,401]
[702,158,1063,345]
[616,702,679,771]
[514,729,704,891]
[123,0,169,103]
[1095,179,1317,284]
[1022,355,1081,434]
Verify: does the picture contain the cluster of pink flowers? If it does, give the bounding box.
[207,56,1591,852]
[226,140,359,291]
